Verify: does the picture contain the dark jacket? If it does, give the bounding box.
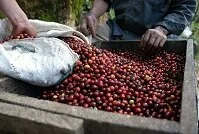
[105,0,196,40]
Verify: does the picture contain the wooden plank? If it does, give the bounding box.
[180,39,198,134]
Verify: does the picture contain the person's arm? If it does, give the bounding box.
[90,0,109,18]
[153,0,196,35]
[80,0,109,36]
[141,0,196,53]
[0,0,36,36]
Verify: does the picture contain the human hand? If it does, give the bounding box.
[140,26,168,53]
[80,12,99,37]
[0,0,36,37]
[11,21,36,37]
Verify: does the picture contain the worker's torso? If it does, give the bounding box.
[112,0,170,34]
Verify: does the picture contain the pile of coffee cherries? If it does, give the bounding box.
[2,33,182,122]
[39,37,185,122]
[0,33,35,44]
[1,34,185,121]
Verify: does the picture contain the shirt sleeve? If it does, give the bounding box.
[152,0,196,35]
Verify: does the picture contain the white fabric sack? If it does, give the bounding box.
[0,19,89,87]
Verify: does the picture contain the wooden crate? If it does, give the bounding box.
[0,39,197,134]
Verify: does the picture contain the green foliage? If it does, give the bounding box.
[36,1,60,22]
[0,12,5,19]
[191,22,199,44]
[70,0,84,25]
[191,21,199,60]
[108,9,115,20]
[0,0,90,26]
[83,0,93,12]
[192,1,199,42]
[16,0,65,22]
